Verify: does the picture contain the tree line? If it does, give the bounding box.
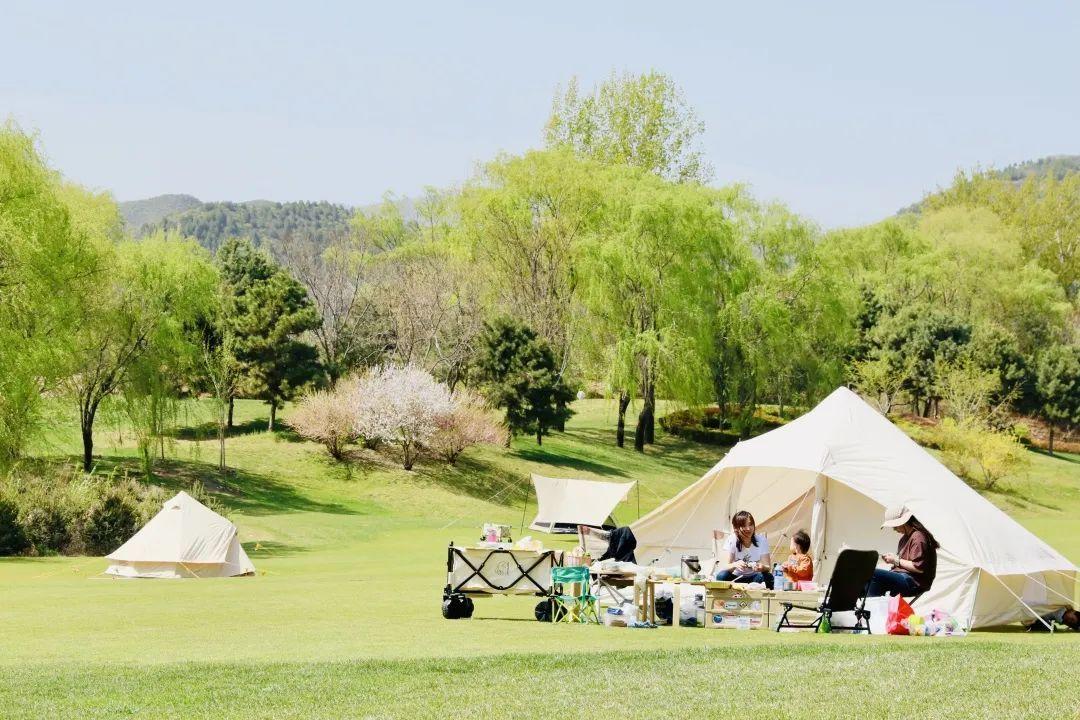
[2,70,1078,482]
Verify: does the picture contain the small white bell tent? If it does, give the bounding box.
[630,387,1077,628]
[105,491,255,579]
[529,474,635,533]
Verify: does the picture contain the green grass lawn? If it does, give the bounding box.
[2,398,1078,718]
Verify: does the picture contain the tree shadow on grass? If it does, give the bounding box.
[243,540,311,558]
[512,445,630,478]
[1029,448,1080,464]
[558,427,719,474]
[413,455,533,507]
[71,456,362,517]
[988,483,1062,513]
[171,418,305,444]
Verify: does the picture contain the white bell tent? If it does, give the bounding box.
[630,387,1077,628]
[105,491,255,579]
[529,474,635,534]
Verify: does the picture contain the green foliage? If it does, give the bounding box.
[476,319,574,445]
[218,238,322,427]
[145,200,352,254]
[0,495,28,555]
[546,71,712,183]
[1034,344,1080,452]
[0,125,105,465]
[932,418,1030,491]
[82,490,141,556]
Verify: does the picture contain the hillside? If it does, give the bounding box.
[899,153,1080,215]
[144,200,353,253]
[118,193,202,231]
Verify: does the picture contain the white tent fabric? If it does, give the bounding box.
[105,491,255,579]
[631,387,1077,628]
[529,475,634,532]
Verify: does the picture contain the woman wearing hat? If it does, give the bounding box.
[867,504,938,597]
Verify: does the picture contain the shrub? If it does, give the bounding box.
[291,386,357,460]
[349,364,454,470]
[429,391,508,465]
[0,496,28,555]
[935,418,1029,491]
[83,490,141,555]
[20,499,74,555]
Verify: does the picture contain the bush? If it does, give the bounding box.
[0,496,28,555]
[659,406,784,445]
[933,418,1029,490]
[291,386,357,460]
[20,499,75,555]
[429,391,508,465]
[83,490,141,555]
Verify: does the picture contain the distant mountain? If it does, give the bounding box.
[998,155,1080,182]
[120,194,420,254]
[119,194,202,232]
[899,154,1080,215]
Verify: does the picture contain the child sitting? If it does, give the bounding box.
[782,529,814,583]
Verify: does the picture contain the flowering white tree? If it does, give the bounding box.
[429,390,508,465]
[350,364,453,470]
[290,384,357,460]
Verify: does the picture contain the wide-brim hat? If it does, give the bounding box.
[881,504,913,529]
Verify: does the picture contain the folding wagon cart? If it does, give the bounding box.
[442,542,562,619]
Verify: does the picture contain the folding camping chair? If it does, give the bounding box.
[775,548,878,634]
[550,566,600,624]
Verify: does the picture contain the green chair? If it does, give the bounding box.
[550,566,600,624]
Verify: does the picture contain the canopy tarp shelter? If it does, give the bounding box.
[105,491,255,579]
[630,387,1077,628]
[529,474,635,534]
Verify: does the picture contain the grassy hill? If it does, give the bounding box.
[1,399,1077,718]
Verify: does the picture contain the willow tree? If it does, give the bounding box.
[579,171,743,450]
[0,126,104,465]
[66,232,218,471]
[546,71,712,184]
[456,149,606,424]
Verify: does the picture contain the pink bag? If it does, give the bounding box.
[886,595,914,635]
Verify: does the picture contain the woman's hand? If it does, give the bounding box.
[882,553,898,566]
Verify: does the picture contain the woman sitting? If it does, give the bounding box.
[867,504,938,597]
[714,510,774,589]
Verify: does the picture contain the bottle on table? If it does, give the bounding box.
[773,563,784,591]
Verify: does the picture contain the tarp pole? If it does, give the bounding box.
[519,482,531,535]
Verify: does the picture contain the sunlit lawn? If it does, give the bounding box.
[1,398,1078,718]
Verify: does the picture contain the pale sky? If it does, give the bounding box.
[3,2,1077,228]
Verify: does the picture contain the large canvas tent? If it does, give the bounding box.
[529,474,635,534]
[630,387,1077,628]
[105,491,256,579]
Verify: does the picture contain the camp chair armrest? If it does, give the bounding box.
[780,601,821,613]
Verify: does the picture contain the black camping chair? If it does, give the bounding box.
[775,549,879,634]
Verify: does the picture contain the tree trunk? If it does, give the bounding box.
[634,394,655,454]
[1049,426,1055,456]
[536,428,543,445]
[555,400,566,432]
[268,401,276,431]
[644,382,656,445]
[616,390,630,448]
[81,422,94,472]
[228,396,235,429]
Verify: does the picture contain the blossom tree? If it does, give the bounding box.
[429,390,508,465]
[350,364,453,470]
[291,384,358,460]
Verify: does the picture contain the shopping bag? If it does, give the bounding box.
[886,595,914,635]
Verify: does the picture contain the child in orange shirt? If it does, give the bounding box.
[782,529,814,583]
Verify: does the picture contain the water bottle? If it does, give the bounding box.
[773,563,784,592]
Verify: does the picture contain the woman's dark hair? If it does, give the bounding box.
[731,510,758,551]
[792,529,810,553]
[908,516,940,549]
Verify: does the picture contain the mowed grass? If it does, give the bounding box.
[2,398,1079,718]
